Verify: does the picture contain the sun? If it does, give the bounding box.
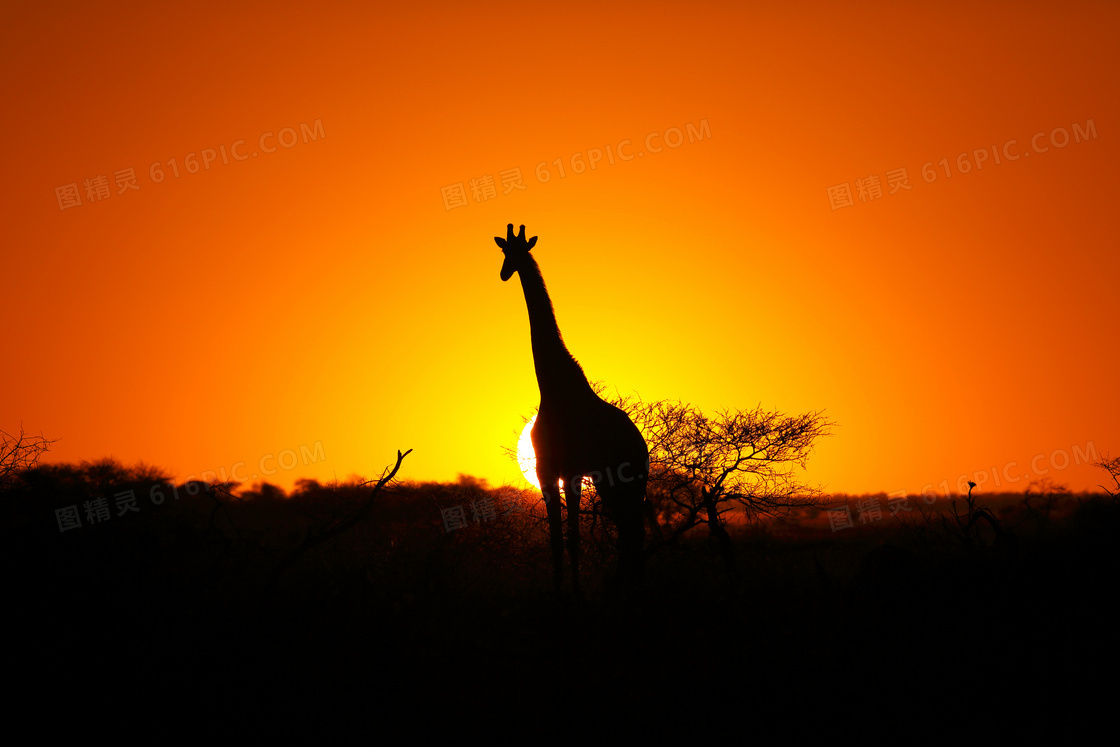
[517,416,539,489]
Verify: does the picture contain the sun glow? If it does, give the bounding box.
[517,416,539,489]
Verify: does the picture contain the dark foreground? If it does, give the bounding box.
[6,464,1117,725]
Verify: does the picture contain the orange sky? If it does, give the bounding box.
[3,1,1118,497]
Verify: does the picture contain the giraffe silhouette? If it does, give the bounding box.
[495,223,649,595]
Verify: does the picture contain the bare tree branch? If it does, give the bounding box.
[0,425,58,491]
[264,448,412,603]
[1095,454,1120,501]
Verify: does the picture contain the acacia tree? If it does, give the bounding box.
[1095,454,1120,501]
[621,396,832,572]
[510,388,832,577]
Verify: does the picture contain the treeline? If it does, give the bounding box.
[5,455,1120,715]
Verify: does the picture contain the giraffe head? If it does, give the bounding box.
[494,223,538,281]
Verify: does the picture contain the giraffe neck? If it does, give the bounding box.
[518,254,593,403]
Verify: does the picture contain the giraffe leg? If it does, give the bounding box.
[566,475,583,599]
[542,477,564,594]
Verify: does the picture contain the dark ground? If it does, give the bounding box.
[6,463,1117,726]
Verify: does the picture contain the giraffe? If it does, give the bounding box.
[494,223,649,595]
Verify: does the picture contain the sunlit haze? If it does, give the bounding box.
[3,1,1117,497]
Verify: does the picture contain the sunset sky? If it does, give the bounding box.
[3,1,1117,497]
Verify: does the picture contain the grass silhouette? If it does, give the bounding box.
[5,455,1118,721]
